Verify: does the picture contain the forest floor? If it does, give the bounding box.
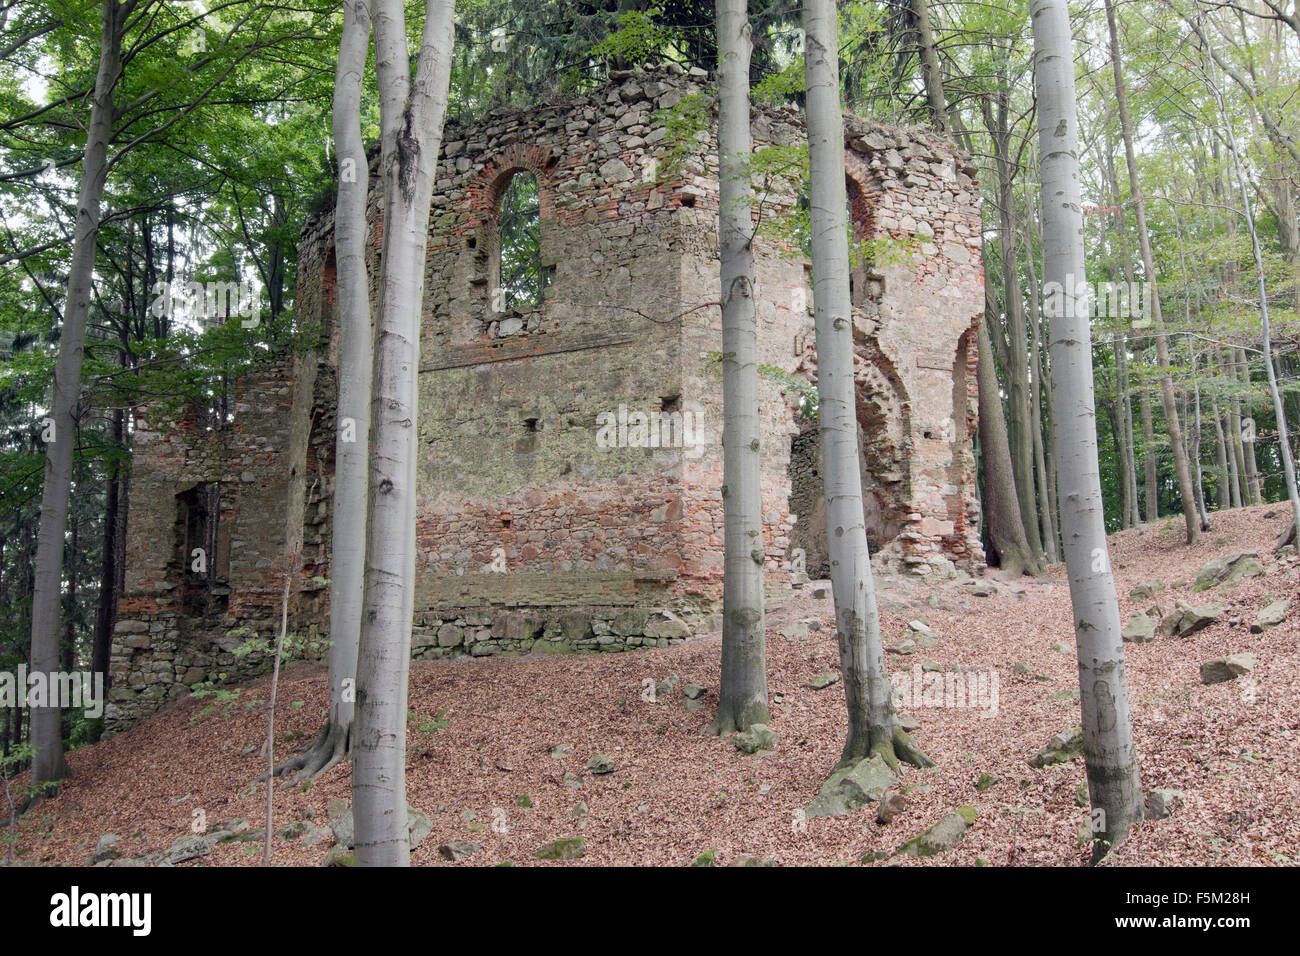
[8,503,1299,867]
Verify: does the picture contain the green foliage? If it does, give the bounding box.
[590,6,681,67]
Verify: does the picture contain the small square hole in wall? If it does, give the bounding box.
[660,395,681,414]
[680,194,696,208]
[524,416,542,432]
[500,513,512,529]
[467,237,477,249]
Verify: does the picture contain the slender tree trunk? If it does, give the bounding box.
[1025,231,1059,562]
[1113,335,1136,528]
[712,0,769,736]
[271,0,374,787]
[1140,392,1158,521]
[977,320,1039,575]
[28,0,124,787]
[1211,392,1230,509]
[1236,348,1261,504]
[1191,377,1211,530]
[1104,0,1198,543]
[911,0,950,137]
[1032,0,1144,858]
[803,0,925,771]
[1226,350,1247,506]
[994,146,1045,563]
[353,0,456,868]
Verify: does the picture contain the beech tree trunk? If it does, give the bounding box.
[1140,393,1158,521]
[273,0,374,786]
[803,0,901,768]
[1031,0,1144,858]
[977,319,1039,576]
[712,0,769,736]
[28,0,126,787]
[353,0,456,867]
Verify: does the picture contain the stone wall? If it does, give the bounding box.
[108,64,984,731]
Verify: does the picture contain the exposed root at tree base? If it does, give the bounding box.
[255,721,350,789]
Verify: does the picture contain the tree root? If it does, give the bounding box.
[892,727,935,768]
[254,720,350,789]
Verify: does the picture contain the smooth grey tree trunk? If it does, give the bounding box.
[803,0,926,771]
[1236,348,1261,505]
[28,0,125,787]
[977,319,1039,576]
[1140,393,1158,521]
[1031,0,1144,859]
[273,0,373,786]
[711,0,769,736]
[1024,231,1059,562]
[353,0,456,867]
[1211,392,1230,509]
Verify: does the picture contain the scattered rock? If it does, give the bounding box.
[92,833,121,863]
[906,620,934,637]
[807,755,899,818]
[1075,783,1089,807]
[876,788,907,825]
[160,834,210,865]
[808,672,840,690]
[682,683,707,700]
[691,849,717,867]
[1159,601,1224,638]
[968,583,995,597]
[550,743,572,759]
[438,841,481,862]
[1129,581,1164,601]
[654,675,680,700]
[535,837,585,861]
[1250,600,1290,633]
[780,621,808,641]
[887,640,917,656]
[897,806,976,857]
[733,724,779,754]
[586,754,617,774]
[1146,788,1184,820]
[1028,727,1084,768]
[728,854,778,867]
[1121,612,1157,643]
[975,773,1000,792]
[1200,654,1255,685]
[1193,552,1263,591]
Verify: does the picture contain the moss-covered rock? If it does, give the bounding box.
[535,837,585,861]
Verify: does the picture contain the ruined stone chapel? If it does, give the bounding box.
[106,66,985,731]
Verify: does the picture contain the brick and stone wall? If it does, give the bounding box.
[107,64,984,731]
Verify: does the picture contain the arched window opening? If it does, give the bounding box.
[497,171,547,311]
